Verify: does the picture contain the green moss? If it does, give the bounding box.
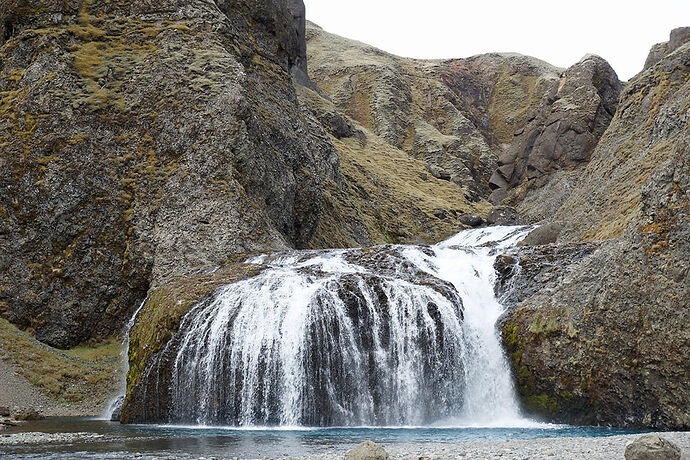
[503,319,560,417]
[528,313,560,335]
[122,263,265,421]
[503,321,532,390]
[525,393,557,413]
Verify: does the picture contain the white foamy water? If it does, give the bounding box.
[132,226,538,427]
[102,297,148,421]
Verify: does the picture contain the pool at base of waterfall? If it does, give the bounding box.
[1,418,647,459]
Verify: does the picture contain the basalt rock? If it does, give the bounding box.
[491,55,622,205]
[500,40,690,429]
[486,206,520,226]
[643,27,690,72]
[518,223,563,246]
[458,213,483,227]
[0,0,338,348]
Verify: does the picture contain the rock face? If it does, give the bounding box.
[306,23,558,202]
[305,23,622,207]
[500,36,690,429]
[493,55,622,205]
[0,1,480,349]
[0,0,336,348]
[624,435,681,460]
[644,27,690,71]
[344,441,389,460]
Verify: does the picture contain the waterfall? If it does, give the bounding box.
[103,297,148,421]
[143,225,533,427]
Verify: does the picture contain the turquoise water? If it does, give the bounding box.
[1,418,646,459]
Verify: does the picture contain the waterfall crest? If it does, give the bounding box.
[140,225,533,426]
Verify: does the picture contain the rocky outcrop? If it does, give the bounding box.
[500,38,690,429]
[0,1,483,349]
[0,0,340,348]
[306,23,622,209]
[492,55,622,205]
[297,86,484,250]
[643,27,690,71]
[306,23,566,202]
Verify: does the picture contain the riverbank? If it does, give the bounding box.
[350,432,690,460]
[0,428,687,459]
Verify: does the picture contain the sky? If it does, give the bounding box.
[302,0,690,81]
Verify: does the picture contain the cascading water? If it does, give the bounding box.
[138,225,534,427]
[103,298,147,421]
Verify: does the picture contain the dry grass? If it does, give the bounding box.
[0,319,121,403]
[311,124,489,248]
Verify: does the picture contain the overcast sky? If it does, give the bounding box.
[303,0,690,81]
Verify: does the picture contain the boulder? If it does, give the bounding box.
[624,435,681,460]
[426,164,451,181]
[432,209,448,219]
[458,214,484,227]
[344,441,389,460]
[0,407,9,417]
[518,223,563,246]
[486,206,520,226]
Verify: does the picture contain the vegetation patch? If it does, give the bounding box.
[0,318,120,403]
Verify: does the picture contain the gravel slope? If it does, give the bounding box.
[0,357,104,417]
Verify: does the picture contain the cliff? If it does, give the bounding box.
[305,23,622,206]
[0,0,478,351]
[499,30,690,429]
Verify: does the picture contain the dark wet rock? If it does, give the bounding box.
[494,242,596,307]
[624,434,681,460]
[458,214,483,227]
[109,396,124,422]
[486,206,520,226]
[344,440,389,460]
